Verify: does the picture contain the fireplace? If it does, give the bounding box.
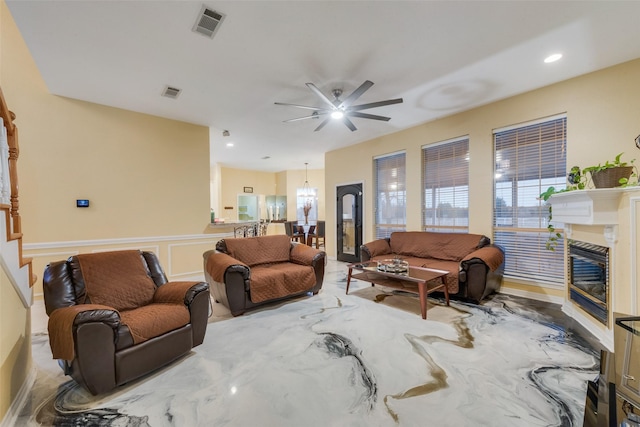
[568,240,609,325]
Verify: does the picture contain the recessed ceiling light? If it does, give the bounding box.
[544,53,563,63]
[226,142,234,147]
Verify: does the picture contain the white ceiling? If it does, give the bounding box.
[7,1,640,172]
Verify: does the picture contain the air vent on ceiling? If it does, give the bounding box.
[192,5,225,39]
[162,86,182,99]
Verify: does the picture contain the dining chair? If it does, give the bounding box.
[307,220,325,249]
[285,221,304,242]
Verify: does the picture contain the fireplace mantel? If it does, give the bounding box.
[549,188,626,225]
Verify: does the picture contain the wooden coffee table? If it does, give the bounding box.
[346,261,450,319]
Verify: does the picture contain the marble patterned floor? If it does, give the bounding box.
[18,259,602,426]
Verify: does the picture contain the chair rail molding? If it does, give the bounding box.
[22,233,231,250]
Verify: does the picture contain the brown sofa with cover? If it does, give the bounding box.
[203,234,325,316]
[360,231,505,302]
[43,250,210,395]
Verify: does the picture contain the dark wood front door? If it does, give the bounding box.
[336,183,362,263]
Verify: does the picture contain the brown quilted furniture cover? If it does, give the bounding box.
[77,251,157,310]
[225,234,291,266]
[249,263,316,303]
[48,304,115,360]
[390,231,484,262]
[120,303,190,344]
[75,251,192,346]
[365,239,392,258]
[364,232,505,298]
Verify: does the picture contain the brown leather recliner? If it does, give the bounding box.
[43,250,210,395]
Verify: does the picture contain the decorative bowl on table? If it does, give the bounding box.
[377,258,409,273]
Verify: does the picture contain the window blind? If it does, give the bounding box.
[493,116,566,285]
[422,137,469,232]
[374,152,406,239]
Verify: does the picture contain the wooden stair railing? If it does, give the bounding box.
[0,85,36,289]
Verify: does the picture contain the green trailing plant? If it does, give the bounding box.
[539,186,562,251]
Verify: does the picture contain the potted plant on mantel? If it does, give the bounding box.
[539,152,637,250]
[582,152,636,189]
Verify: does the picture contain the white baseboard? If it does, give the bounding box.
[499,287,565,305]
[562,301,614,351]
[0,367,36,427]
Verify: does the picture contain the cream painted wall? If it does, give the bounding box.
[325,58,640,298]
[218,167,325,223]
[275,171,286,196]
[1,3,31,421]
[1,2,212,419]
[2,5,210,243]
[2,2,217,291]
[0,266,31,423]
[219,167,277,221]
[210,161,222,218]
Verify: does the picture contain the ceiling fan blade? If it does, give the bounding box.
[346,111,391,121]
[306,83,338,109]
[283,112,328,123]
[314,117,331,132]
[349,98,403,112]
[342,116,357,132]
[338,80,374,109]
[274,102,329,112]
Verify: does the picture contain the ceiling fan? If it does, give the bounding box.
[275,80,403,132]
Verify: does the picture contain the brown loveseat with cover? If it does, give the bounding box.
[360,231,504,303]
[43,250,210,395]
[203,234,325,316]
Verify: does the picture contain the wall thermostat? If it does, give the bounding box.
[76,199,90,208]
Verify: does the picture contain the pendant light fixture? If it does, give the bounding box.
[301,163,315,198]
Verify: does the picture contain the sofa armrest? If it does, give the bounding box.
[154,280,210,347]
[204,251,249,282]
[459,245,505,302]
[361,238,392,261]
[48,304,120,360]
[461,245,505,272]
[154,281,209,305]
[290,243,324,266]
[203,250,251,316]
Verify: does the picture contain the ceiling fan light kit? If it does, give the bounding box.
[275,80,403,132]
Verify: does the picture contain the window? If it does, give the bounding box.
[374,152,406,238]
[493,115,566,285]
[422,137,469,232]
[296,188,317,224]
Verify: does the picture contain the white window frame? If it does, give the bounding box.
[422,136,469,233]
[493,114,567,286]
[374,151,406,239]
